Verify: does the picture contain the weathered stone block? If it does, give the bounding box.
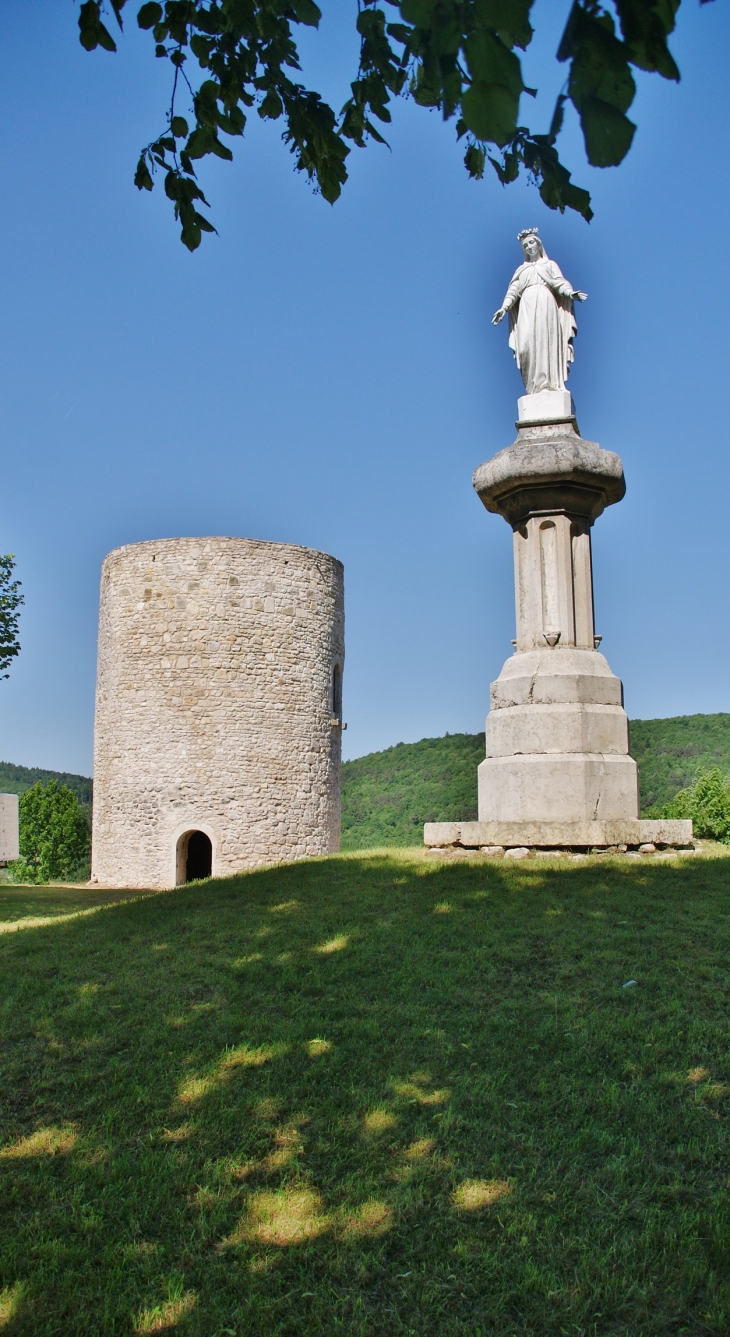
[424,822,460,847]
[638,819,693,847]
[478,753,639,824]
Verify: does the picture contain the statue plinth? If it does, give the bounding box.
[425,404,692,853]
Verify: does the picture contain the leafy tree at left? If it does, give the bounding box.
[0,554,23,679]
[10,781,91,884]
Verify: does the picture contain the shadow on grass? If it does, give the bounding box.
[1,851,729,1335]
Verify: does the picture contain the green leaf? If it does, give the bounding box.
[473,0,534,51]
[137,2,162,30]
[578,95,636,166]
[134,154,154,190]
[290,0,322,27]
[386,23,411,44]
[548,93,567,143]
[399,0,438,24]
[190,33,213,61]
[171,116,189,138]
[464,143,485,178]
[559,2,636,114]
[78,0,117,52]
[258,89,283,120]
[186,126,214,159]
[461,81,520,147]
[217,106,246,135]
[614,0,680,79]
[210,137,233,161]
[487,149,518,183]
[109,0,126,30]
[464,29,524,99]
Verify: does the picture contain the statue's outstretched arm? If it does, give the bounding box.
[546,264,587,304]
[493,278,520,325]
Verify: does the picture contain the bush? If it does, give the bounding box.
[662,767,730,842]
[9,780,91,883]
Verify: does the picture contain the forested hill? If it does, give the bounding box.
[341,714,730,849]
[4,713,730,848]
[0,761,92,813]
[341,733,485,851]
[629,714,730,810]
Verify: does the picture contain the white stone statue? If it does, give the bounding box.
[492,229,587,394]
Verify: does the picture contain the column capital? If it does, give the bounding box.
[472,420,625,528]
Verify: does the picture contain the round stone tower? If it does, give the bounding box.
[91,537,344,889]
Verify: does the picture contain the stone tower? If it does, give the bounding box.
[91,537,344,889]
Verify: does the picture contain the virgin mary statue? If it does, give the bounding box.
[493,229,587,395]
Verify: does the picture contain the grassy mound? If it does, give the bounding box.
[1,852,729,1334]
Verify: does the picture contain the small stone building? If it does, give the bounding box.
[0,794,19,863]
[90,537,344,889]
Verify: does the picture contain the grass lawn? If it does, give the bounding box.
[0,885,142,928]
[1,848,729,1335]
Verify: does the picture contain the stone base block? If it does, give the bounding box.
[423,818,693,850]
[490,648,623,709]
[517,390,574,424]
[478,753,639,824]
[487,701,630,758]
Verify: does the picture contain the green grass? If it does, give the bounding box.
[2,850,730,1334]
[0,885,141,925]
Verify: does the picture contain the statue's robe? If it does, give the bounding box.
[501,258,577,394]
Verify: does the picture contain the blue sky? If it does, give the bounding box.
[0,0,727,776]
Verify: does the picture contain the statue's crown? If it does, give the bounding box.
[517,227,539,241]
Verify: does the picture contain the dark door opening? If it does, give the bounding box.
[185,831,212,882]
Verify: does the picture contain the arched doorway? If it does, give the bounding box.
[176,830,213,884]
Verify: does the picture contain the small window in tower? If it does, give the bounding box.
[332,663,342,720]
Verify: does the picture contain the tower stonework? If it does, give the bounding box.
[91,537,344,889]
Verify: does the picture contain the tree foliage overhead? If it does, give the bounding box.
[77,0,711,250]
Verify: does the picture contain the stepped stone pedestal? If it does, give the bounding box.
[425,402,692,852]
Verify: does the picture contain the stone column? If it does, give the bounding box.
[472,404,640,835]
[513,512,596,651]
[423,372,692,850]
